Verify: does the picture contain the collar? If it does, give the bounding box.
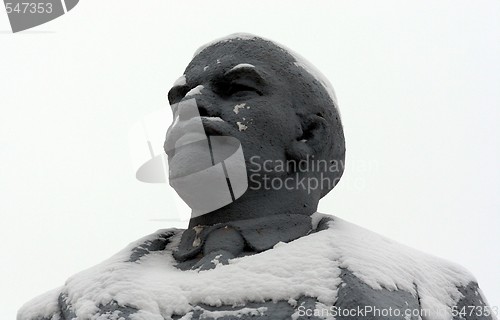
[173,213,316,262]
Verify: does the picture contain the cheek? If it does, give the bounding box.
[230,102,300,165]
[253,103,299,143]
[228,98,298,137]
[227,102,254,133]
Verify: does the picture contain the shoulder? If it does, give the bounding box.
[317,213,475,284]
[17,228,183,320]
[316,213,493,318]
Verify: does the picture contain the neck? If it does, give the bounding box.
[188,187,320,228]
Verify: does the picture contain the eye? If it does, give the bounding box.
[227,83,260,96]
[218,66,266,98]
[223,81,263,98]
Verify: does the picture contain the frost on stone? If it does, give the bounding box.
[193,33,259,57]
[210,254,223,266]
[292,57,339,114]
[17,286,62,320]
[185,85,204,98]
[236,122,248,131]
[193,306,267,319]
[233,103,246,114]
[173,75,187,87]
[230,63,255,72]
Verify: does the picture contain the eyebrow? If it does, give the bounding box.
[224,64,265,84]
[172,75,187,87]
[229,63,256,72]
[168,64,266,104]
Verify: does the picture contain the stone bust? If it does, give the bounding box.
[18,34,494,320]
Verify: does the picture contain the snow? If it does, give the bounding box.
[59,225,340,319]
[185,85,204,97]
[236,122,248,131]
[173,75,186,87]
[233,103,246,114]
[17,286,62,320]
[189,306,267,319]
[210,254,223,266]
[230,63,255,72]
[193,33,258,58]
[18,213,477,320]
[283,47,340,116]
[201,116,224,123]
[327,217,474,320]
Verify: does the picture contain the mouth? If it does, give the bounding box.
[165,116,232,157]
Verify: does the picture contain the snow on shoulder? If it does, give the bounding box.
[326,215,476,319]
[18,214,477,320]
[17,286,62,320]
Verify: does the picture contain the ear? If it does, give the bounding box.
[285,114,328,162]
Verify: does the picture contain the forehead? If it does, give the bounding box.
[183,39,294,82]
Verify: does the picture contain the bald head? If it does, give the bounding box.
[182,34,345,197]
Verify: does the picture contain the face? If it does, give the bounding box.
[165,41,304,180]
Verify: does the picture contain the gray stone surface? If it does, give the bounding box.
[453,282,494,320]
[18,34,494,320]
[165,34,345,228]
[128,230,176,262]
[173,214,312,270]
[335,268,421,320]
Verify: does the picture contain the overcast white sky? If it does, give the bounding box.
[1,1,499,319]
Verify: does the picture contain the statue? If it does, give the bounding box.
[18,34,494,320]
